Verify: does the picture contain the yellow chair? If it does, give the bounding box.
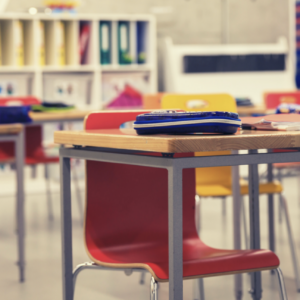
[162,93,282,200]
[162,93,300,291]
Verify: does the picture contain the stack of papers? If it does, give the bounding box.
[241,114,300,131]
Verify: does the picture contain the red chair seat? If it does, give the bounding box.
[87,235,279,281]
[274,162,300,168]
[25,156,59,165]
[0,156,59,165]
[0,125,59,165]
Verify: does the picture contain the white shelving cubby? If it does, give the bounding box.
[0,13,157,109]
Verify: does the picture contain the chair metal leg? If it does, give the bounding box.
[15,130,25,282]
[31,165,37,178]
[231,162,243,300]
[277,169,283,224]
[240,196,249,249]
[195,195,201,234]
[275,268,288,300]
[198,278,205,300]
[150,277,158,300]
[44,164,54,222]
[298,175,300,208]
[222,196,226,216]
[73,262,147,299]
[267,163,275,257]
[140,271,146,285]
[280,194,300,292]
[72,160,84,225]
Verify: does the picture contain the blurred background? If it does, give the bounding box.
[1,1,300,300]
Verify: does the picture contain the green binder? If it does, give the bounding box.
[118,21,131,64]
[100,21,111,65]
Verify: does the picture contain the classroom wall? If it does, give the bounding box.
[7,0,289,44]
[6,0,290,90]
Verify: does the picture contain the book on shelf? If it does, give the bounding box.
[14,20,24,66]
[55,21,65,65]
[118,21,131,65]
[99,21,111,65]
[79,22,90,64]
[0,23,2,65]
[37,21,45,66]
[137,21,146,64]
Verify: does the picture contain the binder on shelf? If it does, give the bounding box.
[37,21,45,65]
[99,21,111,65]
[136,21,146,64]
[79,22,91,64]
[55,21,65,65]
[118,21,131,65]
[0,23,2,66]
[14,20,24,66]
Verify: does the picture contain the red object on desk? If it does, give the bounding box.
[265,91,300,110]
[84,111,279,281]
[0,96,41,106]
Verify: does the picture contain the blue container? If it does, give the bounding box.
[0,106,32,124]
[134,110,241,135]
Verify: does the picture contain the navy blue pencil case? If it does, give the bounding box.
[133,110,241,135]
[0,106,32,124]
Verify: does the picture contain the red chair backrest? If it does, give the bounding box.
[264,92,300,110]
[264,93,300,153]
[0,126,44,161]
[84,111,198,261]
[0,96,40,106]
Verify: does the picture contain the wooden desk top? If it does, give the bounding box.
[237,105,266,116]
[29,110,90,122]
[54,128,300,153]
[0,124,23,135]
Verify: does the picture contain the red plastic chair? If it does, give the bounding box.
[264,92,300,214]
[0,97,58,220]
[72,111,288,300]
[265,91,300,112]
[0,97,83,221]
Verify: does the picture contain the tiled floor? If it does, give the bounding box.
[1,165,300,300]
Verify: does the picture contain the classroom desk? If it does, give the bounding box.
[0,124,24,282]
[237,105,267,116]
[54,128,300,300]
[29,110,91,124]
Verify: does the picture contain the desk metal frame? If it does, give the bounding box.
[59,146,300,300]
[0,131,24,282]
[0,118,84,283]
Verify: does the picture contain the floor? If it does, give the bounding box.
[1,164,300,300]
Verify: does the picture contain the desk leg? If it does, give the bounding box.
[232,159,243,300]
[248,150,262,300]
[267,162,275,256]
[15,131,25,282]
[168,166,183,300]
[60,156,73,300]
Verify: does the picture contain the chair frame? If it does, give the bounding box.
[72,262,288,300]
